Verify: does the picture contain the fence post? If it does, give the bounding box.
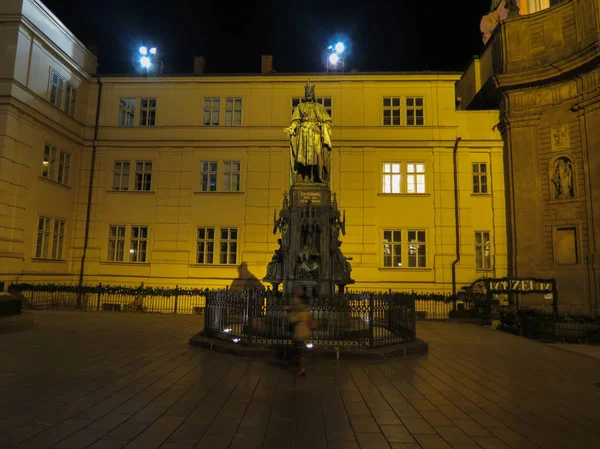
[246,293,254,347]
[174,285,179,314]
[368,294,374,348]
[204,291,210,337]
[96,284,102,311]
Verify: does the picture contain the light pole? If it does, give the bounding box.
[138,46,163,76]
[326,42,346,72]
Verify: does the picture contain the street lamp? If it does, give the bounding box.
[137,46,162,75]
[326,41,346,72]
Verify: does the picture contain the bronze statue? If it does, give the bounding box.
[284,82,332,184]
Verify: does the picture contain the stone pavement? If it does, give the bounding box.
[1,312,600,449]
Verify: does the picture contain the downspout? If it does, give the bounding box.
[451,137,462,302]
[76,77,102,305]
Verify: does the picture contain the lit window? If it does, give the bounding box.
[203,98,220,126]
[223,162,241,192]
[196,228,215,264]
[139,99,156,126]
[472,163,489,194]
[200,162,218,192]
[475,231,492,270]
[406,97,424,126]
[225,98,242,126]
[130,226,148,263]
[407,163,426,194]
[382,163,401,194]
[42,144,70,186]
[408,230,427,268]
[220,228,238,264]
[49,71,76,117]
[118,99,135,126]
[108,226,126,262]
[383,97,401,126]
[383,230,402,267]
[112,161,130,191]
[35,217,65,260]
[135,161,152,191]
[108,226,148,263]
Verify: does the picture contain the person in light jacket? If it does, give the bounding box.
[288,289,313,377]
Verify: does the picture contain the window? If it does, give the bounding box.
[203,98,220,126]
[112,161,130,191]
[406,97,424,126]
[291,97,333,118]
[220,228,238,264]
[135,162,152,191]
[407,163,426,194]
[200,162,218,192]
[196,228,215,264]
[223,162,241,192]
[382,163,401,194]
[42,144,70,186]
[118,99,135,126]
[475,231,492,270]
[139,99,156,126]
[49,71,76,117]
[35,217,65,259]
[408,230,427,268]
[108,225,148,263]
[383,97,401,126]
[555,227,578,265]
[383,230,402,267]
[225,98,242,126]
[472,163,489,194]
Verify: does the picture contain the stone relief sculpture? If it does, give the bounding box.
[265,243,283,280]
[480,0,520,44]
[551,157,574,199]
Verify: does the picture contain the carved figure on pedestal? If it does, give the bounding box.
[480,0,520,44]
[330,194,346,249]
[333,241,352,279]
[284,82,332,185]
[551,157,574,199]
[297,243,320,278]
[266,242,284,280]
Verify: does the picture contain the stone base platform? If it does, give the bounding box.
[189,332,428,360]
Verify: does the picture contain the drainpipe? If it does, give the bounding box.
[451,137,462,305]
[76,77,102,306]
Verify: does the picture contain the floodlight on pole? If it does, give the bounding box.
[329,53,339,65]
[140,56,151,68]
[139,46,148,55]
[149,47,157,55]
[334,42,345,53]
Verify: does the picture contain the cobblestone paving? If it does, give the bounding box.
[1,311,599,449]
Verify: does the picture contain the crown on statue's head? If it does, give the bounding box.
[304,81,316,98]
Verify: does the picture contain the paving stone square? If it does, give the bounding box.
[1,311,600,448]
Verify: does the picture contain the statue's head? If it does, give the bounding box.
[304,81,316,101]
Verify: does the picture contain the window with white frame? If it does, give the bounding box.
[196,227,215,264]
[49,70,77,117]
[139,99,156,126]
[219,228,238,264]
[472,163,489,194]
[407,230,427,268]
[382,163,401,194]
[42,144,70,186]
[291,97,333,118]
[112,161,130,191]
[223,162,241,192]
[383,230,402,267]
[134,162,152,191]
[225,98,242,126]
[203,98,221,126]
[406,97,424,126]
[200,162,218,192]
[108,225,148,263]
[35,217,65,260]
[406,163,426,194]
[383,97,401,126]
[118,98,135,126]
[475,231,492,270]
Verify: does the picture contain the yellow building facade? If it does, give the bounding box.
[0,0,506,293]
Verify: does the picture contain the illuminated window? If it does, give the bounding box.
[382,97,401,126]
[225,98,243,126]
[108,225,148,263]
[49,70,76,117]
[200,162,218,192]
[42,144,70,186]
[135,161,152,191]
[406,97,424,126]
[112,161,130,191]
[118,98,135,126]
[291,97,333,118]
[130,226,148,263]
[35,217,65,260]
[383,230,402,267]
[203,98,220,126]
[382,163,401,194]
[223,162,241,192]
[139,99,156,126]
[406,163,426,193]
[472,163,488,194]
[108,226,126,262]
[220,228,238,265]
[196,228,215,264]
[408,230,427,268]
[475,231,492,270]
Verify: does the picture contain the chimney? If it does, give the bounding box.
[194,56,206,75]
[261,55,273,74]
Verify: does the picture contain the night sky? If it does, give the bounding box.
[41,0,493,75]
